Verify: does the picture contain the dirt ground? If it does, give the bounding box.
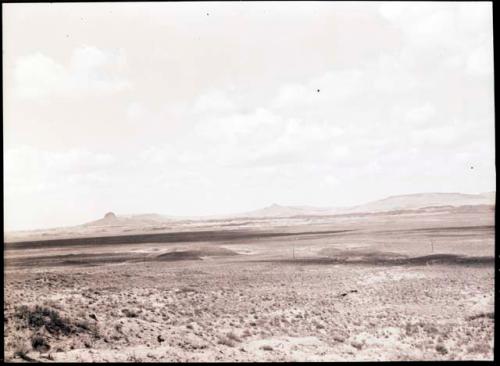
[3,207,495,361]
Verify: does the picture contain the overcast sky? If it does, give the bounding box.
[3,2,495,230]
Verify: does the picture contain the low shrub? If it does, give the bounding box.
[31,335,50,352]
[122,308,139,318]
[436,343,448,355]
[217,336,236,347]
[15,305,72,335]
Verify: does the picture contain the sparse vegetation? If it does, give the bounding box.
[15,305,72,335]
[217,335,236,347]
[31,334,50,352]
[436,343,448,355]
[3,211,494,361]
[13,340,32,361]
[122,308,139,318]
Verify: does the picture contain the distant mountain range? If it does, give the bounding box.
[83,191,495,227]
[341,192,495,215]
[234,191,495,218]
[83,212,171,227]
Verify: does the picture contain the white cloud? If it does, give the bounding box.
[71,46,114,70]
[324,174,340,187]
[466,43,494,77]
[126,101,148,121]
[193,90,238,115]
[187,99,349,169]
[404,103,436,127]
[379,3,457,46]
[410,124,463,147]
[13,53,66,99]
[194,107,281,145]
[4,146,116,194]
[273,69,365,109]
[3,3,495,229]
[13,46,131,99]
[379,2,493,78]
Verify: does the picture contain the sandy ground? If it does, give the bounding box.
[3,208,494,361]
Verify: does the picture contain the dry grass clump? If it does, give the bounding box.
[15,305,72,335]
[466,312,494,321]
[122,308,139,318]
[10,302,101,360]
[217,334,238,347]
[31,334,50,352]
[466,342,491,354]
[13,340,33,361]
[435,343,448,355]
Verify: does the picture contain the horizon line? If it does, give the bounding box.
[5,189,495,233]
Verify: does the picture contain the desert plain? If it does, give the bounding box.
[3,199,495,362]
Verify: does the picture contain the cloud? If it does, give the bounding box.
[193,90,238,115]
[410,125,463,147]
[403,103,436,127]
[131,0,494,197]
[126,101,149,121]
[4,146,116,194]
[378,3,459,47]
[3,3,494,230]
[273,69,365,110]
[13,46,131,99]
[378,2,493,78]
[143,29,488,173]
[466,43,494,77]
[186,99,349,169]
[3,146,119,230]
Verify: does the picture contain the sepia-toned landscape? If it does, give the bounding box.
[3,2,495,363]
[4,192,495,362]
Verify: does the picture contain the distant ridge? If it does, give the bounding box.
[6,191,496,234]
[342,191,495,215]
[234,203,336,218]
[64,191,500,226]
[83,212,172,227]
[233,192,495,218]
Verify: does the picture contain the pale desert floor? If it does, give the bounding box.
[3,208,495,362]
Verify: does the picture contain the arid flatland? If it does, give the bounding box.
[4,205,494,361]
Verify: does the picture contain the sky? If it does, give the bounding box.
[3,2,495,231]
